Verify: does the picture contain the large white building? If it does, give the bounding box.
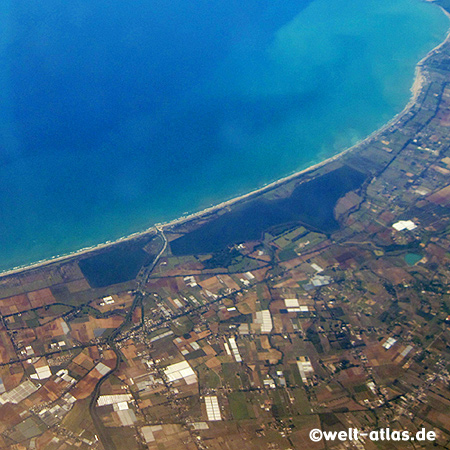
[164,360,197,385]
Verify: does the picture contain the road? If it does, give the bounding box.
[89,228,167,450]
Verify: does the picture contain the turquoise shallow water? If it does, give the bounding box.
[405,253,422,266]
[0,0,448,271]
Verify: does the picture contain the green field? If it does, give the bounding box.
[228,392,253,420]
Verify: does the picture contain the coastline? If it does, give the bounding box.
[1,22,449,280]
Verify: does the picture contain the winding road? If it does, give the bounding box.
[89,229,167,450]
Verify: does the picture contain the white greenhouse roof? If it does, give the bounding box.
[205,396,222,421]
[164,361,197,385]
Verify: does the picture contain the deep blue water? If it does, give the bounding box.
[0,0,448,270]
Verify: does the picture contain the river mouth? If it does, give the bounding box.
[0,0,448,271]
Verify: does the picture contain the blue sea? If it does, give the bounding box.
[0,0,448,271]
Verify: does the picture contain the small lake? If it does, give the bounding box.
[405,253,422,266]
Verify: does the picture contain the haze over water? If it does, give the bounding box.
[0,0,448,271]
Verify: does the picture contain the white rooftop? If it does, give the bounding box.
[255,310,273,333]
[164,361,197,385]
[141,426,156,443]
[204,396,222,421]
[61,321,70,334]
[297,358,314,383]
[228,337,242,362]
[114,402,129,411]
[97,394,133,406]
[117,409,137,426]
[0,380,38,405]
[392,220,417,231]
[383,337,397,349]
[95,362,111,376]
[35,365,52,380]
[285,299,299,308]
[400,345,413,358]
